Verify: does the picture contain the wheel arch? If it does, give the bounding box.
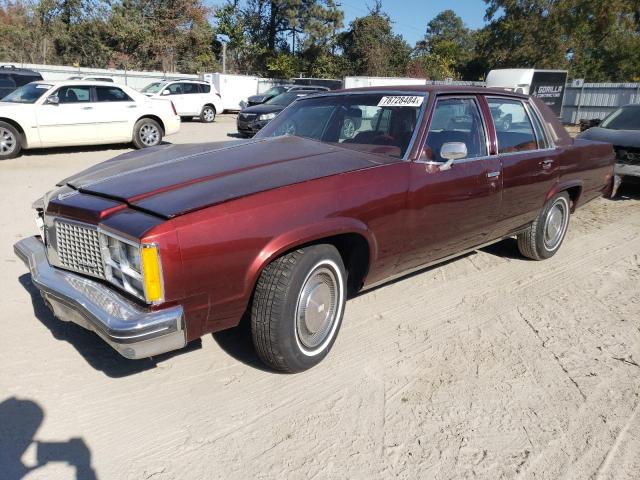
[0,117,27,147]
[136,115,165,135]
[545,180,583,212]
[246,219,377,300]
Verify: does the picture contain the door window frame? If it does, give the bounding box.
[485,95,555,156]
[417,94,491,165]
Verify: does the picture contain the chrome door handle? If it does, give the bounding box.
[540,159,554,168]
[487,171,500,178]
[128,105,137,108]
[82,106,93,110]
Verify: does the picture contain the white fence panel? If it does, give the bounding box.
[0,62,199,91]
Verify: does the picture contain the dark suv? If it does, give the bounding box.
[0,66,43,99]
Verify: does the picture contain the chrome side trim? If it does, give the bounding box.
[14,236,185,359]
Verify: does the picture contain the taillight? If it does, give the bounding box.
[215,93,221,98]
[170,101,177,115]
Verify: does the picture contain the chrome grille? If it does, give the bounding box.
[55,220,105,278]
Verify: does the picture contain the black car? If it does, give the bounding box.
[577,104,640,196]
[237,91,316,137]
[246,85,329,107]
[0,65,43,99]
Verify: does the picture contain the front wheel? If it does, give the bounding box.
[132,118,162,149]
[251,244,347,372]
[0,121,22,160]
[517,192,571,260]
[200,105,216,123]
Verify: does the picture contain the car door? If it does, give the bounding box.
[35,85,98,146]
[181,82,202,114]
[162,82,186,114]
[94,85,138,141]
[399,95,502,272]
[486,96,559,234]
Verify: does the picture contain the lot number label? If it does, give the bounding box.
[377,96,424,107]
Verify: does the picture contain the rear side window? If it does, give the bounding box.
[96,86,132,102]
[424,97,487,161]
[487,98,538,154]
[0,75,16,89]
[182,83,199,94]
[526,104,550,149]
[199,83,211,93]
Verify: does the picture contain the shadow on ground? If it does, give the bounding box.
[0,397,97,480]
[18,274,201,378]
[211,313,276,373]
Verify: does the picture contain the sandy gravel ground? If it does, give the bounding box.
[1,116,639,479]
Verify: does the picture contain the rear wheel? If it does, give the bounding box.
[132,118,162,149]
[517,192,571,260]
[251,244,347,372]
[200,105,216,123]
[0,121,21,160]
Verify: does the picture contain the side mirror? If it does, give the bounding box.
[161,89,171,96]
[439,142,468,171]
[45,95,59,105]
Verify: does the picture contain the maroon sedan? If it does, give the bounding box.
[15,86,615,372]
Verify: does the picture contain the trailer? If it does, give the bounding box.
[486,69,568,117]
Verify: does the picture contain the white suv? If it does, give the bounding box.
[141,80,223,123]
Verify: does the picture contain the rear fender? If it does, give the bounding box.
[545,180,583,212]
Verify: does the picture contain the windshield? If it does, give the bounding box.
[2,83,52,103]
[141,82,166,94]
[265,92,307,106]
[262,86,286,97]
[256,93,426,158]
[600,105,640,130]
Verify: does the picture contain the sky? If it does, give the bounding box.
[339,0,489,45]
[207,0,490,47]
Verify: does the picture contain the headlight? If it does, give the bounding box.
[99,232,164,304]
[259,112,277,121]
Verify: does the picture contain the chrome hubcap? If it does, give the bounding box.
[295,266,339,351]
[544,201,567,250]
[0,128,16,155]
[139,124,159,146]
[204,108,215,121]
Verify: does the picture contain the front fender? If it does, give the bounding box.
[244,216,377,295]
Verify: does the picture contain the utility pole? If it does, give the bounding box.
[216,34,230,74]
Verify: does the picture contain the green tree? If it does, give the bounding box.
[412,9,475,79]
[338,2,411,76]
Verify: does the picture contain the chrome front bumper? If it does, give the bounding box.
[14,236,186,359]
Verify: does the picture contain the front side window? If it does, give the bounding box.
[55,86,92,103]
[257,93,425,158]
[96,86,132,102]
[488,98,538,153]
[424,97,487,162]
[165,83,183,95]
[2,83,51,103]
